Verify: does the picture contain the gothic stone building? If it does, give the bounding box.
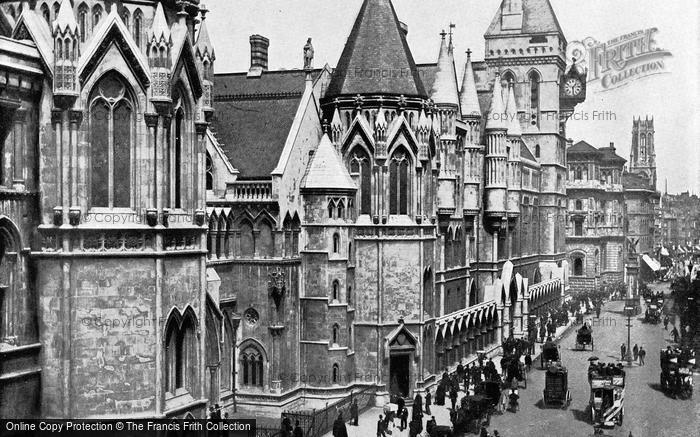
[205,0,585,416]
[0,0,585,420]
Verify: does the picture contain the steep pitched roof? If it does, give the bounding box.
[53,0,78,35]
[430,32,460,107]
[485,73,506,130]
[520,141,536,161]
[301,134,356,191]
[504,82,521,136]
[212,70,323,178]
[326,0,426,98]
[598,146,627,164]
[195,11,214,60]
[12,8,54,75]
[459,51,481,117]
[485,0,563,36]
[568,140,602,156]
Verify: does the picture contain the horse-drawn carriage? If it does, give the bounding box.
[541,341,560,369]
[575,324,594,350]
[660,347,695,399]
[450,394,492,435]
[501,354,527,389]
[543,363,571,408]
[588,365,625,427]
[644,303,662,324]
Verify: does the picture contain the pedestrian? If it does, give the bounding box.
[524,353,532,373]
[595,305,601,319]
[425,390,432,415]
[620,343,627,361]
[293,420,304,437]
[449,386,458,410]
[400,404,408,430]
[539,324,546,343]
[663,315,669,330]
[282,415,293,437]
[671,326,679,343]
[397,396,405,417]
[639,346,646,365]
[493,431,500,437]
[376,415,385,437]
[457,362,464,380]
[633,344,639,361]
[332,413,348,437]
[350,399,358,426]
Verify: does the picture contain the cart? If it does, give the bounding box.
[501,354,527,389]
[452,394,491,435]
[575,324,594,350]
[660,347,695,399]
[644,304,661,324]
[541,341,560,369]
[543,363,571,408]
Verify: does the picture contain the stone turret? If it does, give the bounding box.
[148,2,173,107]
[505,81,522,217]
[461,48,483,215]
[484,72,508,228]
[52,0,79,105]
[195,4,215,121]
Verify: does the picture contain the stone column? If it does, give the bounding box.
[144,114,159,210]
[68,110,83,210]
[12,108,27,185]
[269,326,285,393]
[52,109,63,216]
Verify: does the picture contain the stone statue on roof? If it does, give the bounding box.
[303,38,314,69]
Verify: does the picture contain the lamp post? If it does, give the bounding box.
[623,298,635,364]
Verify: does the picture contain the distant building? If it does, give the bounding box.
[657,190,700,249]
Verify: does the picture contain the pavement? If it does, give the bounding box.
[324,282,700,437]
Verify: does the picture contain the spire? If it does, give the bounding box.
[195,5,215,60]
[418,108,431,132]
[375,107,387,131]
[430,29,460,107]
[505,81,521,136]
[301,134,357,191]
[150,2,171,44]
[53,0,78,35]
[325,0,427,98]
[486,0,563,36]
[459,49,481,118]
[485,72,507,131]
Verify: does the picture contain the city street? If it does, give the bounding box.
[331,283,699,437]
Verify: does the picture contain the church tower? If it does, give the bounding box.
[629,116,656,188]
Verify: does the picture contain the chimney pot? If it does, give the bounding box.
[249,34,270,76]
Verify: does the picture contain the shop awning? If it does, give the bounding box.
[642,254,661,271]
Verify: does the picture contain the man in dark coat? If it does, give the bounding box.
[376,415,385,437]
[449,386,458,410]
[620,343,627,361]
[408,418,422,437]
[457,362,464,380]
[397,396,405,415]
[399,405,408,430]
[424,390,432,415]
[293,420,304,437]
[413,393,423,420]
[281,415,293,437]
[350,399,359,426]
[332,413,348,437]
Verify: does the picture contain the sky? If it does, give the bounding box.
[205,0,700,195]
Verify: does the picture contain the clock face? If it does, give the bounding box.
[564,78,582,97]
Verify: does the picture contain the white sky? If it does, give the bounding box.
[206,0,700,194]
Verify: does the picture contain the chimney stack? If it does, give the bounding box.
[248,34,269,77]
[610,142,615,151]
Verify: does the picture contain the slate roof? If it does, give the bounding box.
[486,0,563,36]
[430,35,460,106]
[623,172,653,190]
[326,0,427,98]
[301,134,356,191]
[598,146,627,164]
[520,141,536,161]
[417,63,437,94]
[212,70,321,178]
[568,140,602,156]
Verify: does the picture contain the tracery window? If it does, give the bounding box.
[89,73,133,208]
[92,4,102,30]
[389,147,410,215]
[240,345,264,387]
[78,3,88,42]
[349,149,371,215]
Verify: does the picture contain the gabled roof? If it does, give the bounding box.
[78,8,150,90]
[326,0,426,98]
[430,33,460,107]
[12,9,54,76]
[212,70,323,178]
[485,0,563,36]
[568,140,602,156]
[301,134,356,192]
[598,146,626,164]
[171,33,203,98]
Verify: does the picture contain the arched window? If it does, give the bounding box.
[349,148,371,215]
[348,242,353,263]
[389,147,410,215]
[52,2,60,19]
[0,220,20,342]
[172,107,184,208]
[120,8,130,28]
[92,4,102,30]
[501,71,515,89]
[205,152,213,190]
[573,257,584,276]
[575,200,583,210]
[469,282,477,306]
[40,3,50,24]
[575,167,582,180]
[529,71,540,127]
[332,280,340,302]
[535,144,541,158]
[332,233,340,254]
[239,221,254,257]
[164,311,198,394]
[574,220,583,236]
[240,344,264,387]
[328,201,334,219]
[332,324,340,345]
[257,221,274,258]
[332,363,340,384]
[89,72,133,208]
[133,9,143,47]
[78,3,88,42]
[337,200,345,219]
[347,286,352,305]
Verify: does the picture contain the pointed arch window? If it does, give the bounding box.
[332,233,340,254]
[164,312,197,393]
[240,345,264,387]
[41,4,50,24]
[78,3,88,42]
[535,144,541,158]
[92,4,102,30]
[89,73,133,208]
[389,147,410,215]
[133,9,143,47]
[328,200,334,219]
[347,285,352,306]
[52,2,60,19]
[332,323,340,346]
[173,108,184,208]
[337,199,345,219]
[120,8,130,29]
[332,363,340,384]
[349,148,371,215]
[529,71,540,127]
[332,280,340,302]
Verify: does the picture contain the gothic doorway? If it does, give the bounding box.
[390,353,410,398]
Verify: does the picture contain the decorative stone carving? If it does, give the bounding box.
[268,267,286,311]
[243,308,259,326]
[68,208,81,226]
[53,207,63,226]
